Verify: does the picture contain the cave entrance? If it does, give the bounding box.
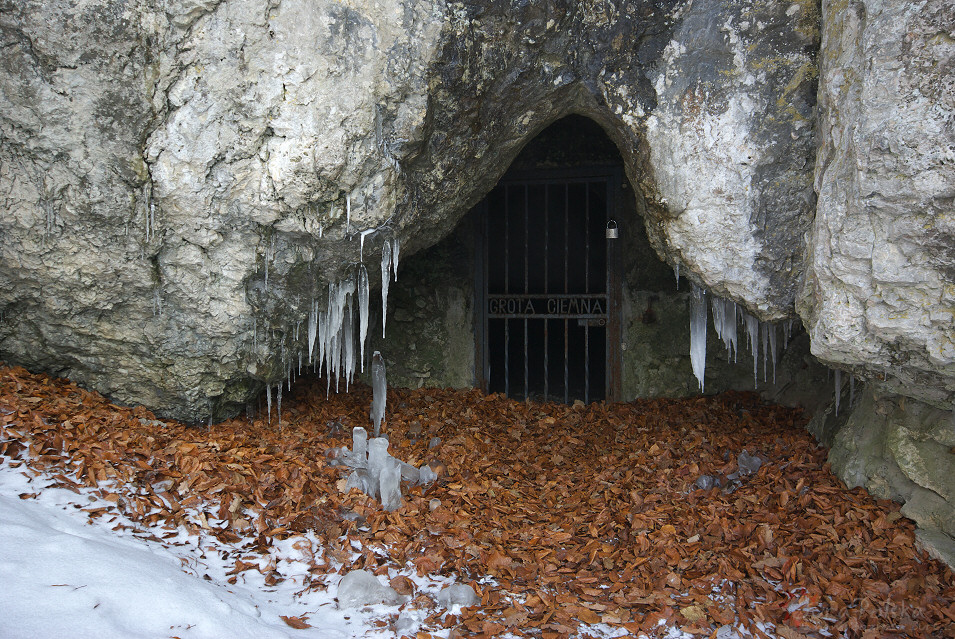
[474,166,622,403]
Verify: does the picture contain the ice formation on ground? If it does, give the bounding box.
[336,427,436,511]
[436,583,479,608]
[336,570,403,609]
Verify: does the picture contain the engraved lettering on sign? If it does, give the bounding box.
[489,297,606,317]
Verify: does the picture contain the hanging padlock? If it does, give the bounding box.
[606,219,619,239]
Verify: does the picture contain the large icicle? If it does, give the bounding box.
[307,299,319,363]
[768,324,778,384]
[371,351,387,437]
[381,239,392,338]
[343,302,354,391]
[357,265,369,371]
[742,312,760,387]
[391,234,400,281]
[689,284,707,392]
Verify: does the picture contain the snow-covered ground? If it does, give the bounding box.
[0,457,721,639]
[0,461,455,639]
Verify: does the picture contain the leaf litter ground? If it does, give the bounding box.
[1,363,953,639]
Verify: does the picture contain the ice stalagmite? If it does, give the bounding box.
[371,351,386,437]
[381,240,392,338]
[689,284,707,392]
[380,461,402,511]
[352,426,367,464]
[357,265,369,371]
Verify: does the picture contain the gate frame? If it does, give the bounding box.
[472,165,623,403]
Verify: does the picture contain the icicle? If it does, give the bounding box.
[710,296,737,361]
[298,351,302,376]
[343,303,354,391]
[674,262,680,290]
[346,193,351,234]
[768,323,778,384]
[277,383,282,424]
[689,284,707,392]
[761,322,769,382]
[834,369,842,416]
[743,312,759,387]
[360,229,374,263]
[266,383,272,425]
[381,239,392,338]
[392,234,400,281]
[358,264,369,371]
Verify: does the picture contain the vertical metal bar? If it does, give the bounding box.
[564,183,569,403]
[476,200,488,393]
[543,184,549,401]
[585,182,590,404]
[523,184,529,401]
[504,184,510,398]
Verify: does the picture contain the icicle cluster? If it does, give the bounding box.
[687,284,791,392]
[710,296,737,362]
[255,229,401,425]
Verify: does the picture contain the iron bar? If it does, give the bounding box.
[585,183,591,404]
[564,183,569,403]
[504,184,510,398]
[523,184,529,401]
[544,184,549,401]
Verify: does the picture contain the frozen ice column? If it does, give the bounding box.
[371,352,387,437]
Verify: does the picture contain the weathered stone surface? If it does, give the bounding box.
[644,0,819,319]
[800,0,955,408]
[829,389,955,566]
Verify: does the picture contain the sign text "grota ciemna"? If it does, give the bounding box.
[487,296,607,318]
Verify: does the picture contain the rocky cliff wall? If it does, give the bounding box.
[800,0,955,409]
[0,0,819,421]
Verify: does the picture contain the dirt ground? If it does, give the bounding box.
[1,363,953,638]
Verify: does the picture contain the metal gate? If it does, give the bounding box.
[475,167,621,403]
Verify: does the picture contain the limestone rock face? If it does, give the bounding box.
[829,389,955,567]
[800,0,955,408]
[0,0,823,421]
[644,0,819,319]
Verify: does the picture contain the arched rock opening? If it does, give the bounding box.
[373,115,827,405]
